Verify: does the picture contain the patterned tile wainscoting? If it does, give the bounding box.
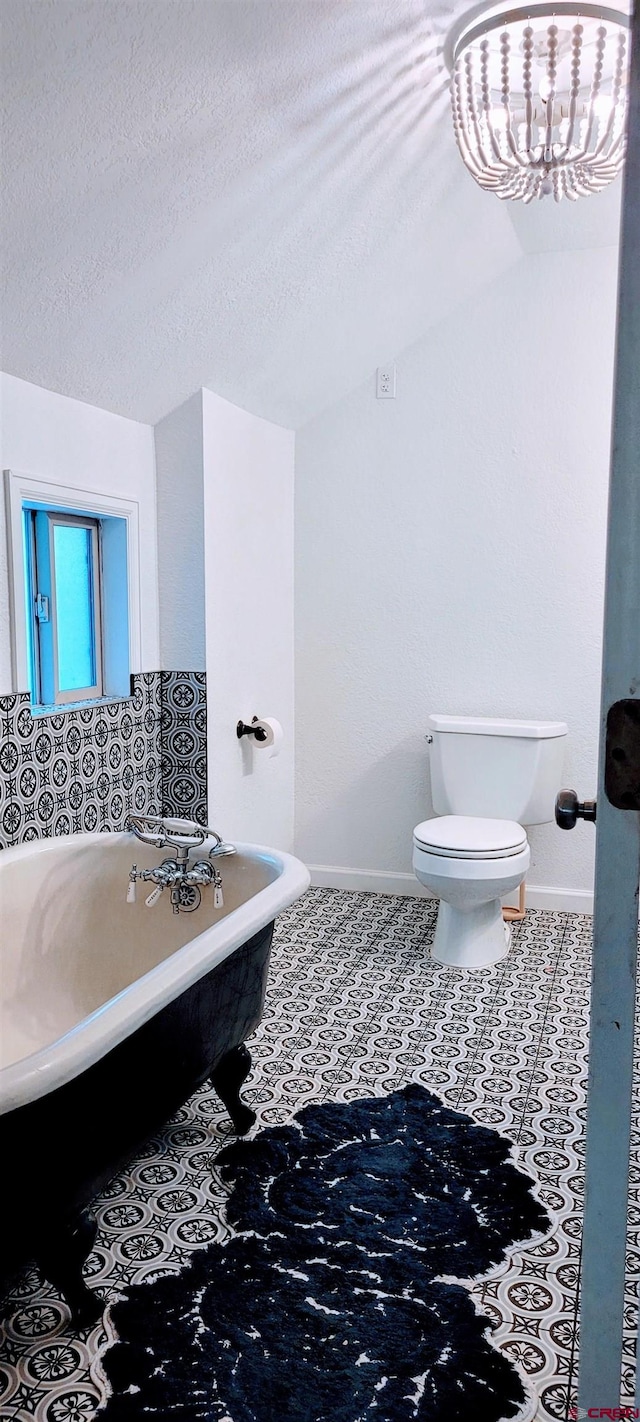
[159,671,207,827]
[0,671,207,850]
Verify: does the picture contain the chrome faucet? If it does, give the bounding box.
[126,815,236,914]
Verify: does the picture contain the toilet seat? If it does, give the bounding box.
[413,815,528,860]
[412,818,530,969]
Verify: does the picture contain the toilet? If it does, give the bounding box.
[413,715,567,969]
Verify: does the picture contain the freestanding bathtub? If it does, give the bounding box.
[0,831,309,1324]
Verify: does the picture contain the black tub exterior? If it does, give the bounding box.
[0,919,274,1324]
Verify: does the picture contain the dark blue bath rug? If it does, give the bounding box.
[100,1084,549,1421]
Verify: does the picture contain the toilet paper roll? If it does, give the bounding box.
[252,716,284,759]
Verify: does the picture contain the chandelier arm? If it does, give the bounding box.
[607,132,628,160]
[461,38,528,173]
[565,165,580,198]
[523,26,534,156]
[591,134,627,170]
[477,157,529,190]
[451,67,492,179]
[452,116,494,182]
[560,25,585,159]
[588,137,627,171]
[592,30,628,158]
[463,52,495,170]
[543,24,559,162]
[503,119,529,165]
[451,70,477,170]
[556,20,626,185]
[480,39,506,161]
[573,25,607,161]
[459,56,526,177]
[453,59,482,167]
[581,129,627,176]
[500,29,531,167]
[464,148,523,181]
[583,125,627,164]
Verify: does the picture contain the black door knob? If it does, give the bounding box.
[555,789,597,830]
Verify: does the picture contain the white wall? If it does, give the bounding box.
[294,246,619,902]
[155,391,205,670]
[202,389,295,851]
[0,372,159,689]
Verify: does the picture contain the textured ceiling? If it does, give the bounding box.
[0,0,623,428]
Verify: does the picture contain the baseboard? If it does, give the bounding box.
[307,864,594,916]
[513,885,593,913]
[309,865,433,898]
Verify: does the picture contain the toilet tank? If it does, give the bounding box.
[428,715,568,825]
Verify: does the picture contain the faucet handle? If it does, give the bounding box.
[161,816,206,844]
[127,814,205,851]
[127,814,229,855]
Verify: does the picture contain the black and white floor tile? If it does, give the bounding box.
[0,892,638,1420]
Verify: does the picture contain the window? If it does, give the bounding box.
[24,509,104,705]
[5,471,141,710]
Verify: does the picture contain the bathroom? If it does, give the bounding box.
[0,1,638,1418]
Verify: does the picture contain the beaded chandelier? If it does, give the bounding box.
[446,2,630,201]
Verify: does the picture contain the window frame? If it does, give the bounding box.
[26,509,104,705]
[3,469,142,705]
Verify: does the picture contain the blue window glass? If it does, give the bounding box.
[52,523,96,691]
[21,502,127,707]
[22,512,36,701]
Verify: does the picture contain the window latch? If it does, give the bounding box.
[35,592,50,623]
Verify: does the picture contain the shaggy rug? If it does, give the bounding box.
[100,1084,549,1421]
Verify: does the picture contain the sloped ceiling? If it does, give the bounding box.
[0,0,622,429]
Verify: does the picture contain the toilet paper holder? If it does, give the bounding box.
[236,716,268,743]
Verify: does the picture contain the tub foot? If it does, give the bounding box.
[38,1208,103,1328]
[211,1043,256,1135]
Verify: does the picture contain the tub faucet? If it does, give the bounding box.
[126,815,236,914]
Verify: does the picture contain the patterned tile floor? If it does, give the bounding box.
[0,889,637,1420]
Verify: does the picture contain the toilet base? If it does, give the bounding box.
[432,897,511,969]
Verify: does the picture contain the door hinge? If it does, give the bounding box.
[604,699,640,811]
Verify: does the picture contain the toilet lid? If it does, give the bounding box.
[413,816,528,859]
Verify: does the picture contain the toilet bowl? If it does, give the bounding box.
[413,815,530,968]
[412,713,566,970]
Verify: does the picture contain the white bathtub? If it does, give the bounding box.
[0,829,309,1321]
[0,831,310,1115]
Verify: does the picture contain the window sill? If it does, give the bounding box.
[30,693,135,718]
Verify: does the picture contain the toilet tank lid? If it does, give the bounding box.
[427,714,568,739]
